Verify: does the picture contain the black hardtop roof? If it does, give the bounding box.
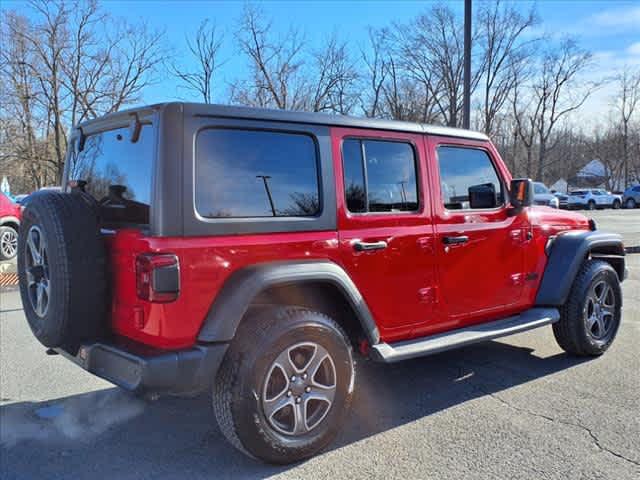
[77,102,489,141]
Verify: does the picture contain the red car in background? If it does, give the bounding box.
[0,191,21,260]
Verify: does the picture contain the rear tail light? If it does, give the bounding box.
[136,253,180,303]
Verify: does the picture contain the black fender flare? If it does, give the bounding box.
[535,231,625,306]
[197,260,380,345]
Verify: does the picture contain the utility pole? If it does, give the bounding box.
[256,175,277,216]
[463,0,472,129]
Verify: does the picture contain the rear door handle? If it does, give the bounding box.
[442,235,469,245]
[353,240,388,252]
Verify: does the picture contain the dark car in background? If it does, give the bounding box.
[553,192,569,209]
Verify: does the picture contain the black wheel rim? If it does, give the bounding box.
[24,225,50,318]
[583,280,615,341]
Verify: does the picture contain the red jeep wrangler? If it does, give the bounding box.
[18,103,626,464]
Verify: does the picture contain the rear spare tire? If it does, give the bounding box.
[17,191,107,349]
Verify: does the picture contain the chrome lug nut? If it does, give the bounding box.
[287,390,292,397]
[290,375,296,382]
[295,397,302,404]
[302,373,308,380]
[305,386,311,393]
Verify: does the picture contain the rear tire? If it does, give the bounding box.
[587,200,596,210]
[553,260,621,356]
[612,200,621,209]
[626,198,637,209]
[213,307,355,464]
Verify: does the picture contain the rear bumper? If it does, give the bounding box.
[55,339,228,395]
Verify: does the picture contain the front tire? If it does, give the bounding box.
[213,307,355,464]
[587,200,596,210]
[626,198,637,209]
[612,200,621,209]
[553,260,621,356]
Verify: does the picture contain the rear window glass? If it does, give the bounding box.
[195,129,320,218]
[68,125,154,225]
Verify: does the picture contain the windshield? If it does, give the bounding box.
[67,124,154,225]
[533,183,548,194]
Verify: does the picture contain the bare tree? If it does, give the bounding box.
[308,33,358,114]
[476,1,537,135]
[512,39,595,181]
[233,4,307,110]
[394,4,485,127]
[612,68,640,187]
[360,27,389,118]
[172,19,224,103]
[103,20,166,113]
[0,0,167,190]
[0,11,50,188]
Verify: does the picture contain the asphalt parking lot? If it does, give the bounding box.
[1,209,639,479]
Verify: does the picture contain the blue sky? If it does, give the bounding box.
[3,0,640,114]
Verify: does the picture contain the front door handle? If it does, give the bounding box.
[353,240,388,252]
[442,235,469,245]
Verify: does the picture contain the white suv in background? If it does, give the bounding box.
[567,189,622,210]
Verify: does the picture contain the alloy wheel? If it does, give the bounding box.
[1,228,18,259]
[262,342,337,436]
[24,225,50,317]
[583,280,615,341]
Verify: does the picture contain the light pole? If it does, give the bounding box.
[463,0,472,129]
[397,180,408,207]
[256,175,277,216]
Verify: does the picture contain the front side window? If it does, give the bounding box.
[195,129,320,218]
[436,146,504,210]
[68,125,154,225]
[342,138,418,213]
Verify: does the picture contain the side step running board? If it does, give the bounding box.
[371,308,560,363]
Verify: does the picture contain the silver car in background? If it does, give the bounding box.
[533,182,559,208]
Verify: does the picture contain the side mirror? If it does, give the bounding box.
[468,183,497,209]
[510,178,533,209]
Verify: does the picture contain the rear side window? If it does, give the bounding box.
[342,139,418,213]
[436,146,503,210]
[68,125,154,225]
[195,129,320,218]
